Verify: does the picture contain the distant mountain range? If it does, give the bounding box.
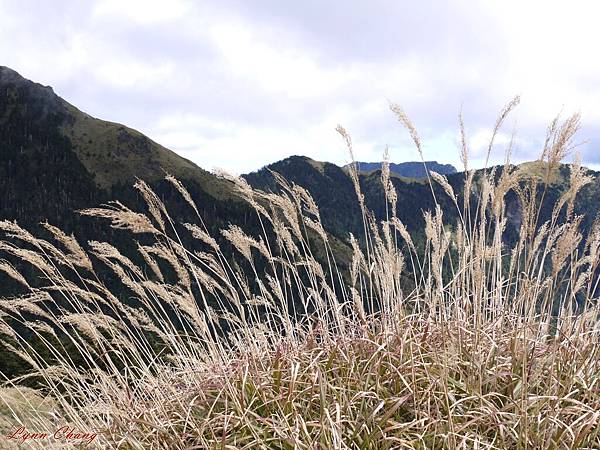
[345,161,457,179]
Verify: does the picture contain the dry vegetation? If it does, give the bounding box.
[1,100,600,449]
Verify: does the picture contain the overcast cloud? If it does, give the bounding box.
[2,0,600,173]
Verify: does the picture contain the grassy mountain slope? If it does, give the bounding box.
[1,66,234,199]
[0,66,268,379]
[0,66,254,241]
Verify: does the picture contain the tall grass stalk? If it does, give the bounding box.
[1,106,599,449]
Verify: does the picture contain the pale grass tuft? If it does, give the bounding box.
[429,170,457,204]
[0,259,29,288]
[134,179,167,232]
[40,222,93,271]
[79,201,160,234]
[389,103,423,158]
[165,172,200,217]
[183,223,220,252]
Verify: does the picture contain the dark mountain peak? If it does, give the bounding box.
[265,154,310,168]
[0,66,57,99]
[0,66,23,82]
[264,154,318,166]
[244,155,352,197]
[281,154,312,162]
[0,66,65,127]
[249,155,335,177]
[0,66,30,84]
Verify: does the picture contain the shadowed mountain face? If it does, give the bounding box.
[244,155,600,247]
[1,66,99,227]
[0,65,272,309]
[346,161,457,179]
[244,156,454,242]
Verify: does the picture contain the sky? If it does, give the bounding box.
[1,0,600,174]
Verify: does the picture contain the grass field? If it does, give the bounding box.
[1,101,599,449]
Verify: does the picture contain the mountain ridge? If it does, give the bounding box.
[345,160,457,179]
[0,66,235,200]
[0,65,265,255]
[3,65,600,251]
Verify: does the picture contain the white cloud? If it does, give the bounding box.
[1,0,599,172]
[92,0,190,24]
[95,61,175,89]
[208,21,348,99]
